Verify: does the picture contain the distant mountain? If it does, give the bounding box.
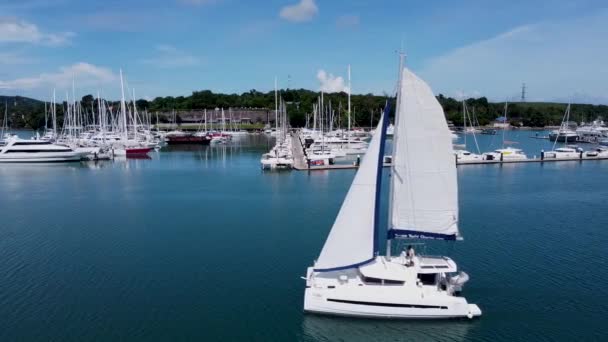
[0,95,43,106]
[0,96,47,129]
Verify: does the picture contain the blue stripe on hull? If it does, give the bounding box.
[387,229,457,241]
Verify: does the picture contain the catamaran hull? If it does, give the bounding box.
[304,288,481,319]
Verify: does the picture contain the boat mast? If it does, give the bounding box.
[462,100,467,146]
[502,101,508,149]
[348,64,351,148]
[274,77,278,134]
[120,69,128,141]
[221,108,226,132]
[52,89,57,137]
[386,52,406,259]
[44,101,48,135]
[132,88,138,136]
[1,101,6,139]
[97,91,104,146]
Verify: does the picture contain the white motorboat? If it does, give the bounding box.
[307,138,368,157]
[463,127,482,134]
[543,147,582,159]
[455,150,483,163]
[260,155,293,170]
[549,104,578,142]
[549,129,578,143]
[576,120,608,141]
[586,147,608,157]
[308,151,335,166]
[303,66,481,319]
[0,137,87,162]
[483,147,527,161]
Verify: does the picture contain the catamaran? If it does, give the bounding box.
[303,64,481,319]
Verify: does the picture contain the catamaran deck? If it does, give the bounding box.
[289,133,608,171]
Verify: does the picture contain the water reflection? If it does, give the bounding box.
[300,315,474,342]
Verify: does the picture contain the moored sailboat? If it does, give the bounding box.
[303,63,481,319]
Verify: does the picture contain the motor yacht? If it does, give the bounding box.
[0,136,87,162]
[483,147,527,161]
[543,147,582,159]
[455,150,483,163]
[549,129,578,143]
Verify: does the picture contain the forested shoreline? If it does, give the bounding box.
[2,90,607,130]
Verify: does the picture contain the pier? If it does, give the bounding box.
[289,133,608,171]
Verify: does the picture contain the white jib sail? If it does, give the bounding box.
[314,113,386,271]
[390,68,459,238]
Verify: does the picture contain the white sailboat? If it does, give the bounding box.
[303,64,481,319]
[455,100,482,163]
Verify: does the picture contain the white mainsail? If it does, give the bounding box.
[314,114,386,271]
[389,68,459,239]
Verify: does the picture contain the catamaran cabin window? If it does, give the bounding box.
[418,273,438,285]
[12,141,52,145]
[362,276,404,286]
[4,149,72,153]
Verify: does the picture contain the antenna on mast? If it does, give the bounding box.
[521,83,526,102]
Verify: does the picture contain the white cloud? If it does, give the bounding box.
[0,52,34,65]
[279,0,318,23]
[419,10,608,104]
[0,63,117,90]
[317,70,349,93]
[336,14,359,29]
[0,17,73,46]
[141,44,201,68]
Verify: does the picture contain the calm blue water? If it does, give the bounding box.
[0,132,607,341]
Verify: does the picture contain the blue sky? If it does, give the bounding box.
[0,0,607,104]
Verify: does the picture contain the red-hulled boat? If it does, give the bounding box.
[126,147,154,155]
[113,146,154,158]
[165,134,211,145]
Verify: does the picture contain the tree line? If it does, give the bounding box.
[2,90,608,130]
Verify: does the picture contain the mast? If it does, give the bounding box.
[44,101,48,134]
[221,108,226,132]
[97,91,104,146]
[462,100,467,146]
[132,88,138,136]
[313,100,317,133]
[120,69,128,141]
[502,101,508,149]
[274,77,278,134]
[1,101,6,139]
[386,52,406,258]
[348,64,351,147]
[52,89,57,136]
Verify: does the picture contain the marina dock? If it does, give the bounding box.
[290,133,608,171]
